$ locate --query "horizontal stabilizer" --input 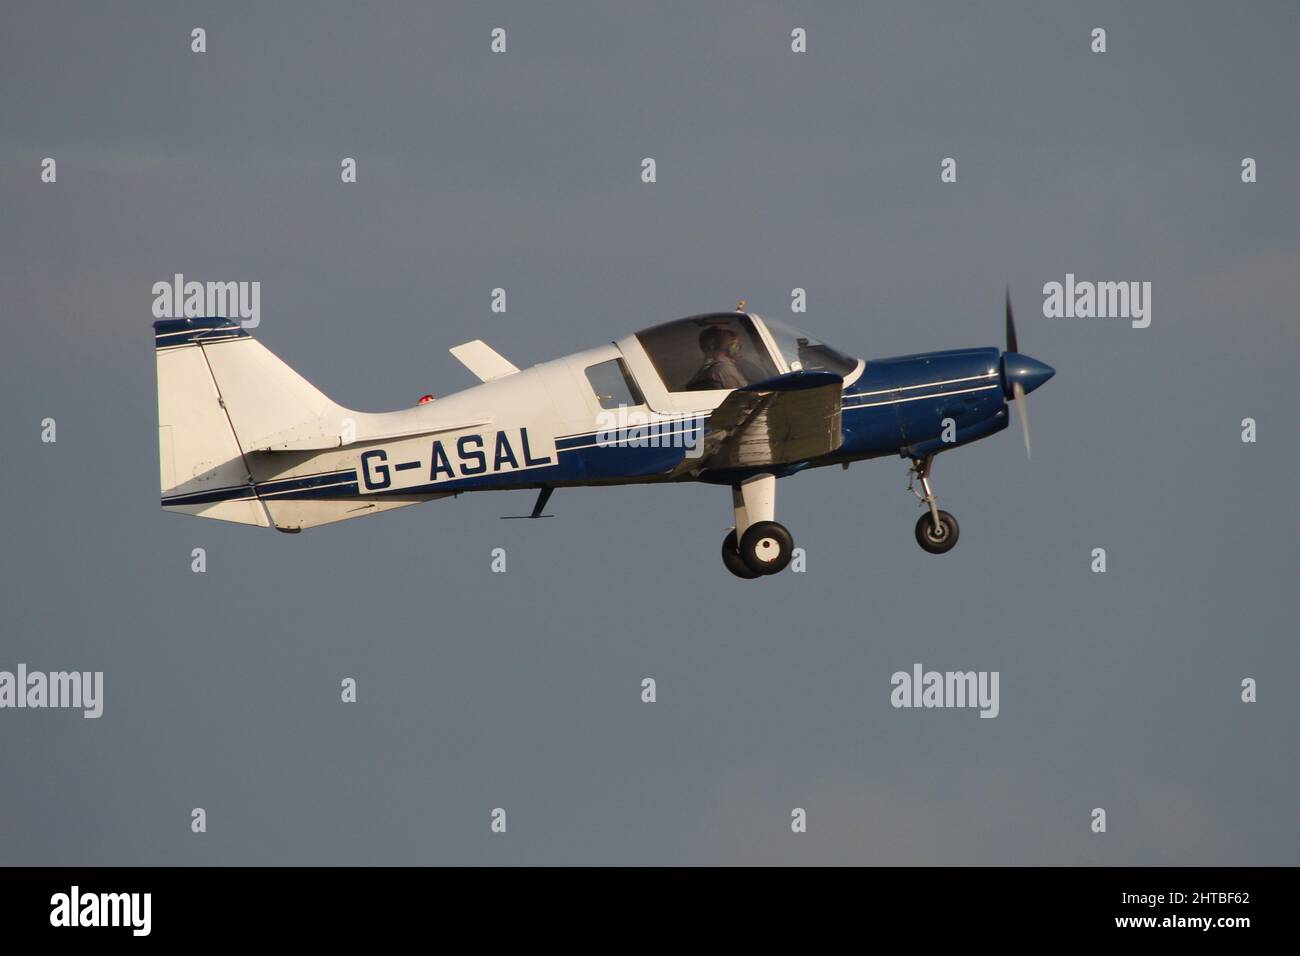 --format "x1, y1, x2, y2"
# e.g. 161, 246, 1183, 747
250, 416, 494, 452
450, 340, 519, 382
